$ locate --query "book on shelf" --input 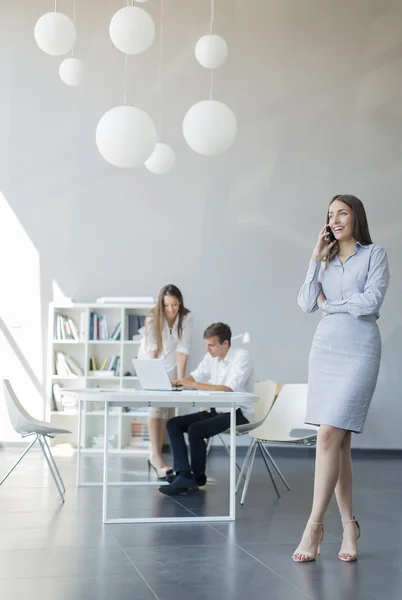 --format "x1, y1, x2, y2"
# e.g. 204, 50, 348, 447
127, 315, 145, 340
91, 434, 118, 450
52, 383, 63, 410
54, 351, 84, 376
53, 313, 80, 341
52, 383, 77, 411
89, 312, 113, 341
110, 322, 121, 341
90, 355, 120, 375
